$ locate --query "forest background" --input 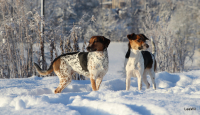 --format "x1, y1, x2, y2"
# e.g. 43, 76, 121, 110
0, 0, 199, 79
